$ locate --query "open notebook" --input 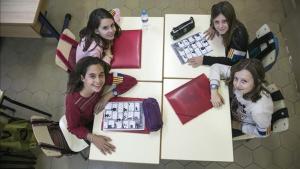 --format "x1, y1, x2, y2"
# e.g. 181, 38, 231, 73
111, 30, 142, 68
165, 74, 213, 124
